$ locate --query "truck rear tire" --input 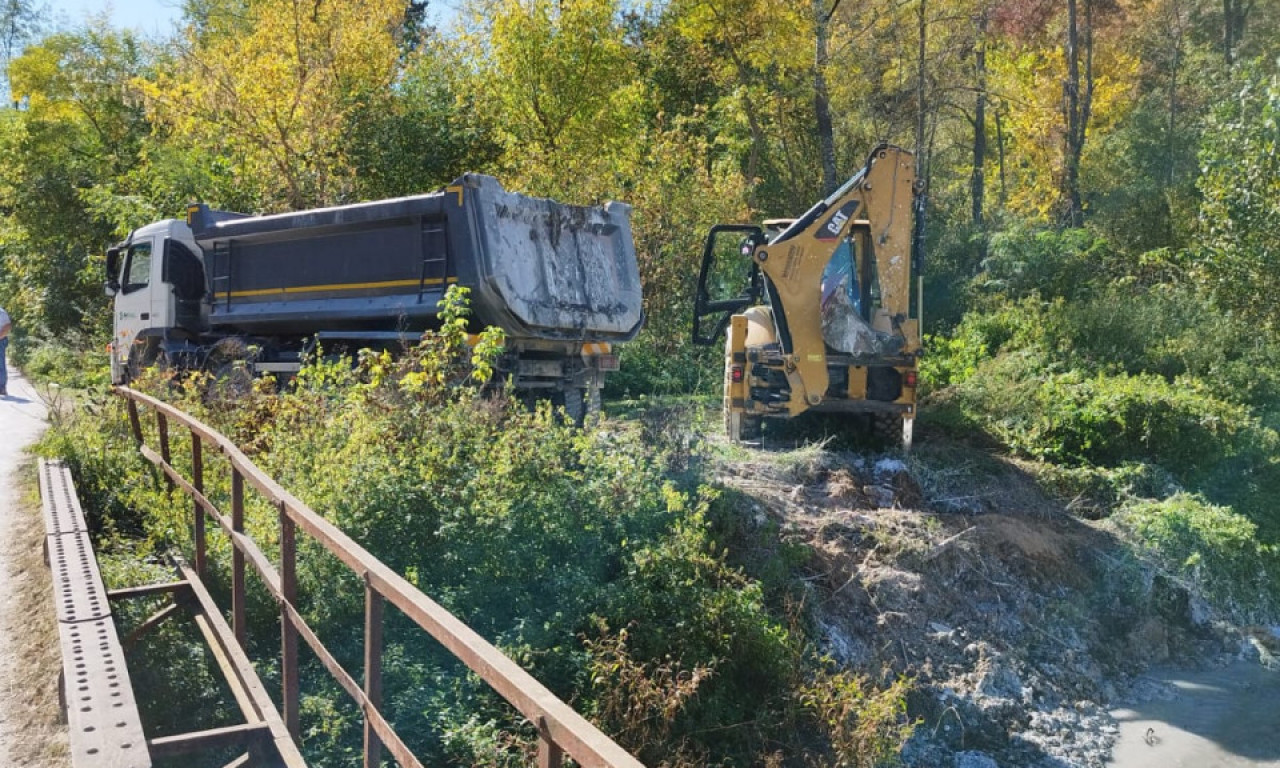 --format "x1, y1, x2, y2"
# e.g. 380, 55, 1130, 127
561, 387, 587, 427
